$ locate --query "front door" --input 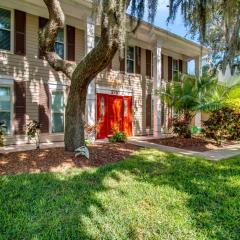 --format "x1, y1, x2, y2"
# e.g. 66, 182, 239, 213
108, 95, 124, 134
97, 94, 132, 139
